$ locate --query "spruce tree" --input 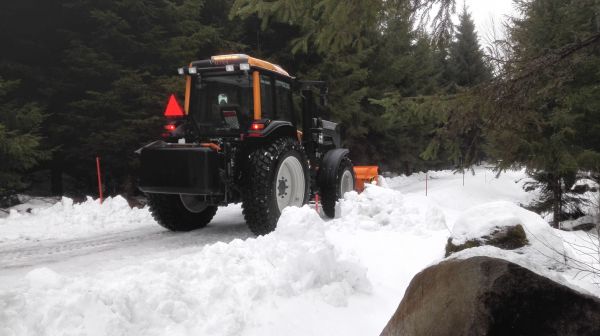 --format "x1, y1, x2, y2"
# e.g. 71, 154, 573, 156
448, 6, 490, 87
0, 78, 47, 199
487, 0, 600, 227
231, 0, 457, 53
418, 7, 492, 170
42, 0, 240, 196
367, 5, 446, 172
